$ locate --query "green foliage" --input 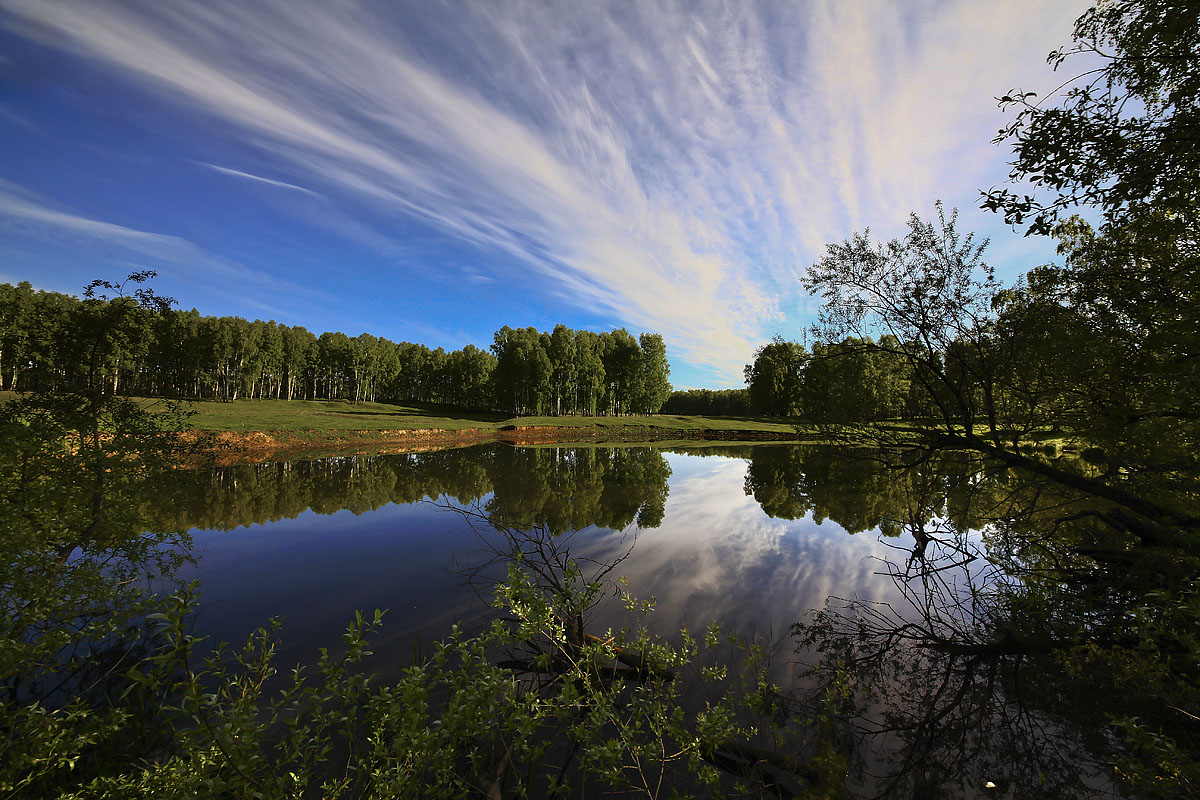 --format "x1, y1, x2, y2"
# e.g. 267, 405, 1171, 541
5, 533, 827, 798
0, 274, 203, 798
1080, 583, 1200, 797
739, 333, 915, 425
1, 283, 673, 417
793, 2, 1200, 791
661, 388, 750, 416
744, 337, 806, 418
803, 204, 997, 430
983, 0, 1200, 238
487, 325, 673, 417
636, 333, 672, 415
492, 326, 554, 415
599, 328, 641, 416
799, 338, 910, 424
802, 200, 1198, 544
